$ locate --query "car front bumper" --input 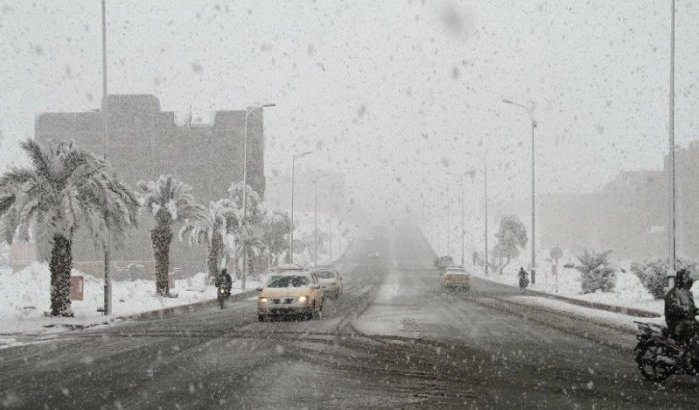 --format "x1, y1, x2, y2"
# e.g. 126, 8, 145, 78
258, 301, 313, 316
